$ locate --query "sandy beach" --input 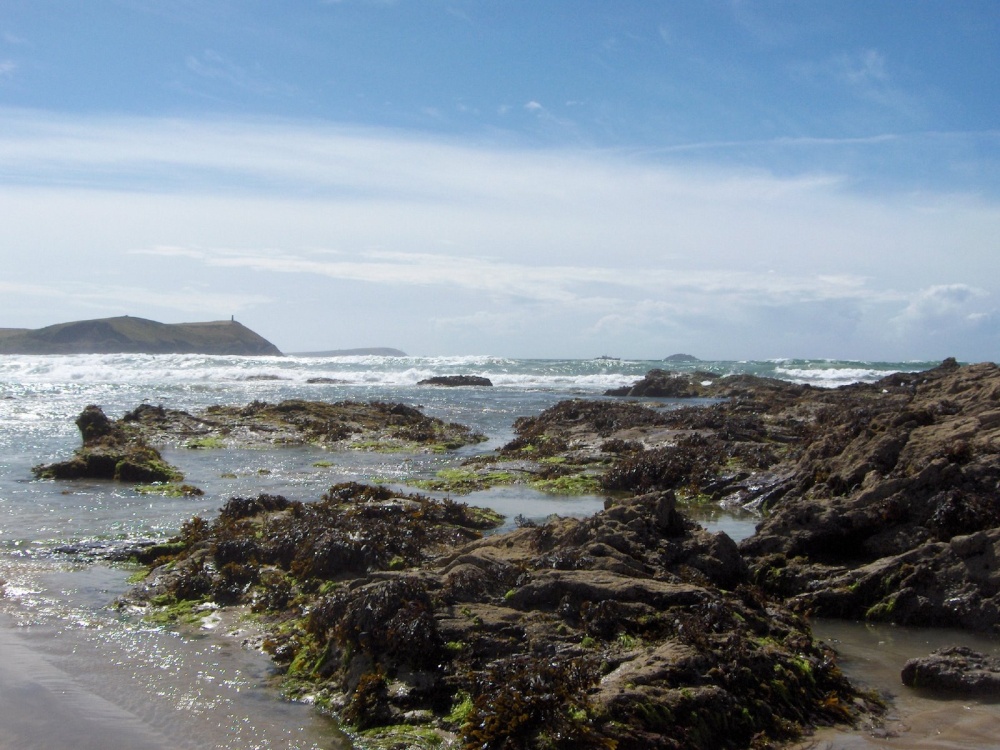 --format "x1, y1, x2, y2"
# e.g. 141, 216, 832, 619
0, 614, 175, 750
